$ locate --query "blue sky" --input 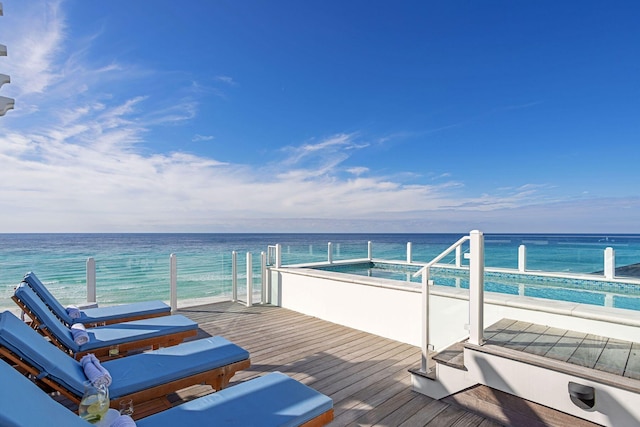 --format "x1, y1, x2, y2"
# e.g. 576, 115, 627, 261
0, 0, 639, 233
